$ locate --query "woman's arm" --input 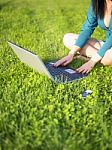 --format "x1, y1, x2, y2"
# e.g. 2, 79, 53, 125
89, 34, 112, 63
53, 1, 98, 68
97, 34, 112, 57
74, 1, 98, 48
